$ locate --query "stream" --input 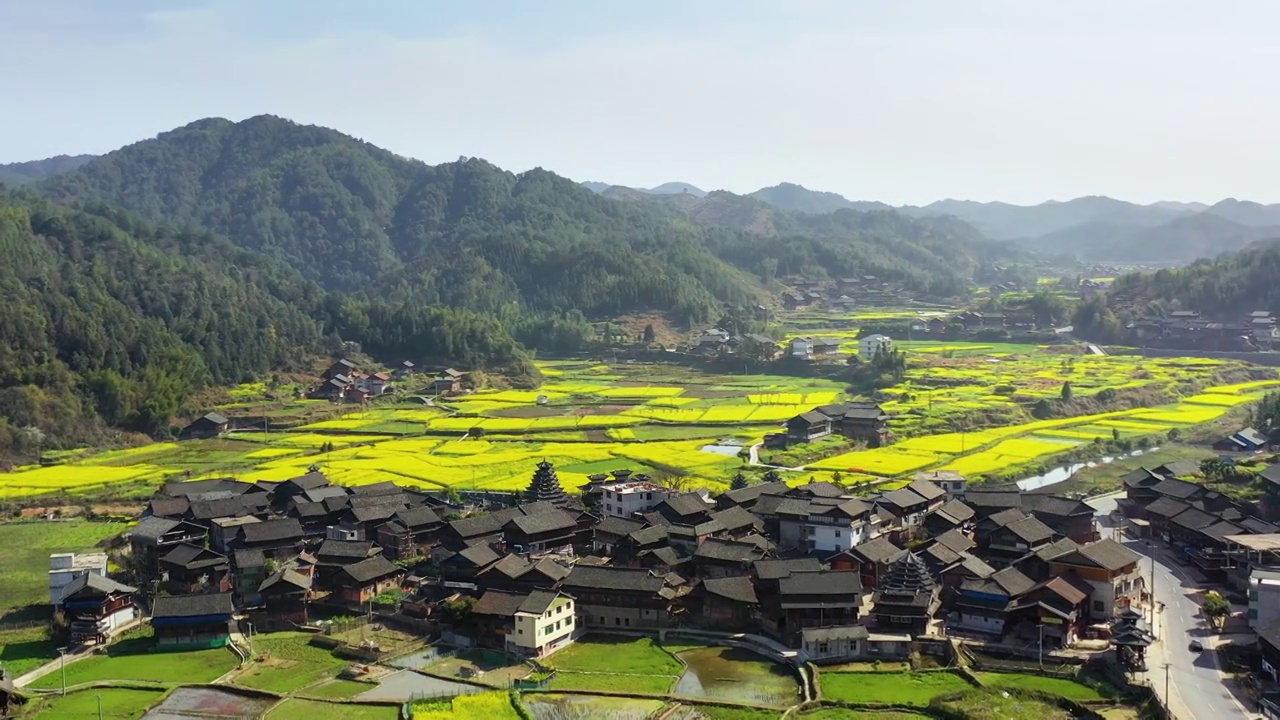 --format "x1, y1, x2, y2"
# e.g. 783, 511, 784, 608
1014, 447, 1159, 492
